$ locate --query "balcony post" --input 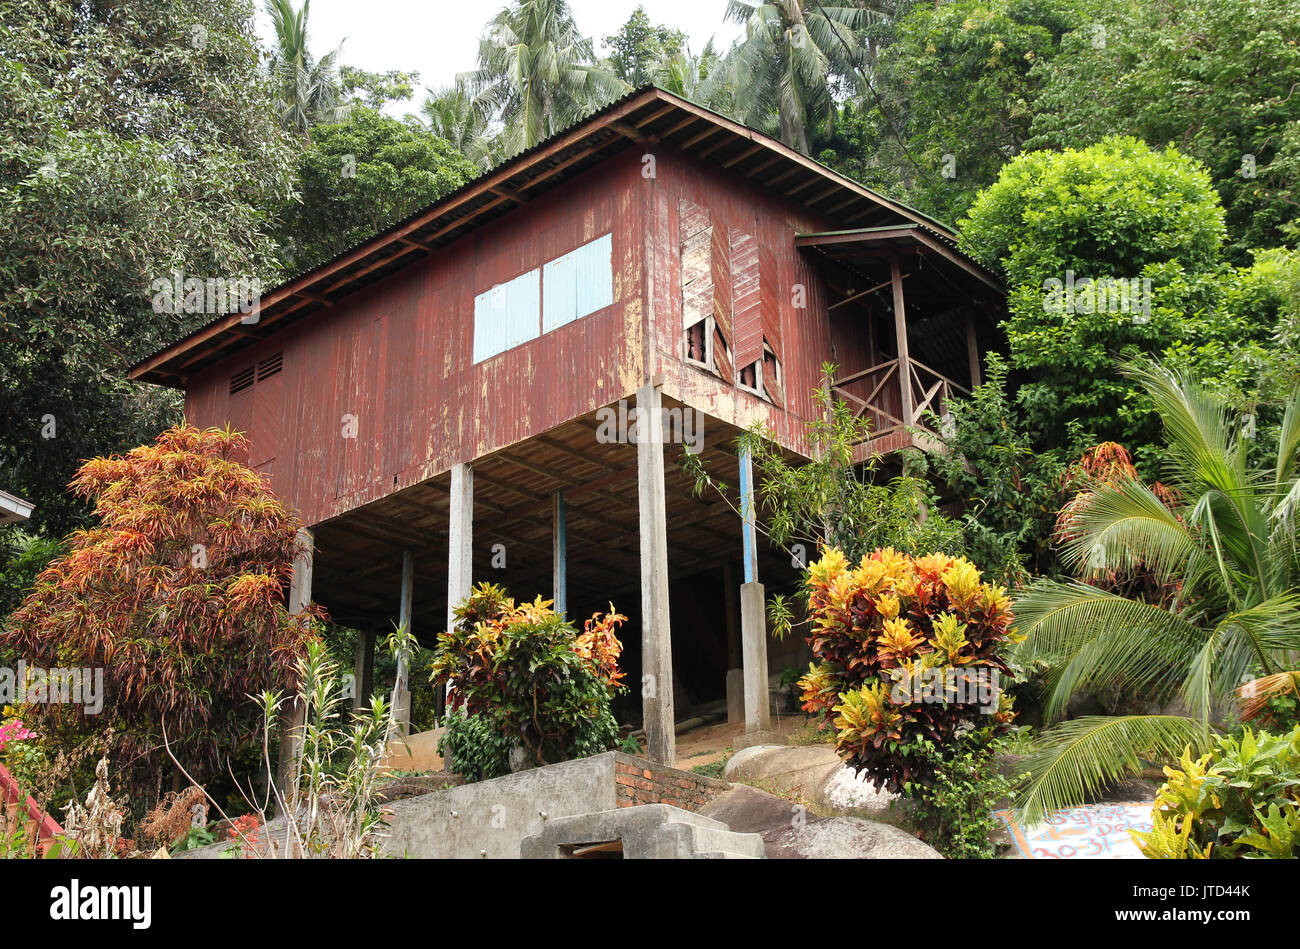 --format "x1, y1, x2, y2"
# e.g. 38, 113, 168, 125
890, 257, 914, 425
966, 313, 981, 389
